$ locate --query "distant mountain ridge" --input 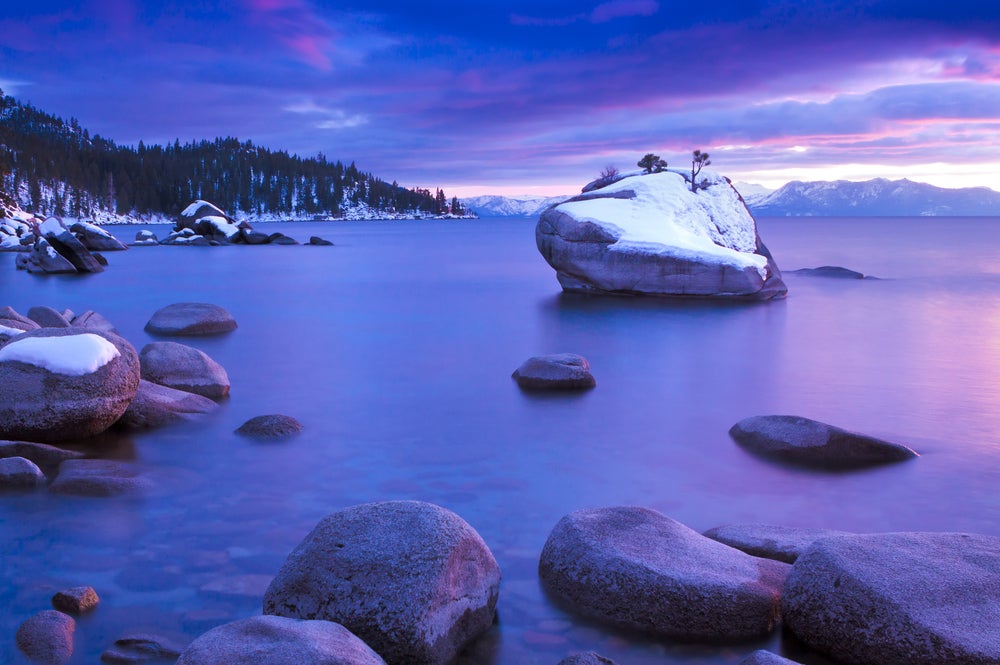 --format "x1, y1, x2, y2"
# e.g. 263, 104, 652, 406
744, 178, 1000, 216
465, 178, 1000, 218
461, 194, 569, 218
